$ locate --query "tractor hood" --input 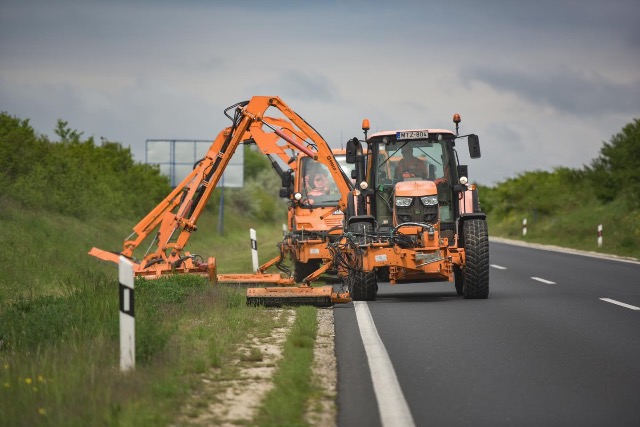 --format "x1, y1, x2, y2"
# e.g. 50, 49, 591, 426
395, 180, 437, 197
